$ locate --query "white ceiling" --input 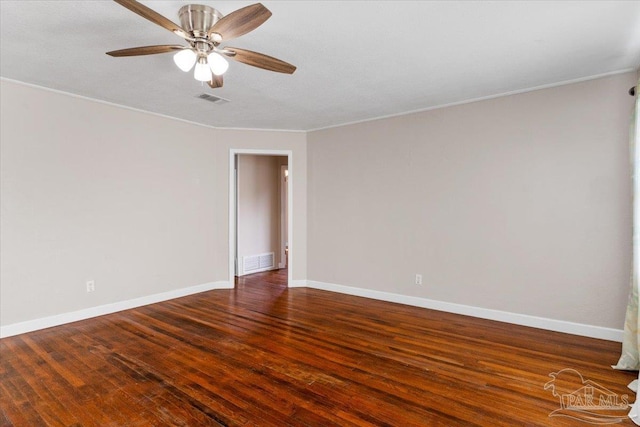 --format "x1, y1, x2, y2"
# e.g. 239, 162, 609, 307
1, 1, 639, 131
